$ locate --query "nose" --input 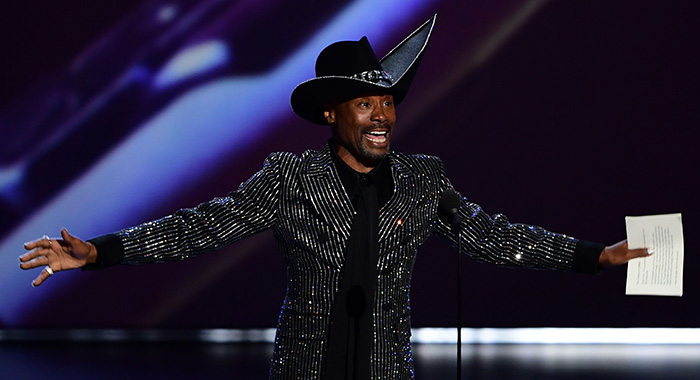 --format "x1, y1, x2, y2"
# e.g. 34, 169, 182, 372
370, 105, 388, 123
